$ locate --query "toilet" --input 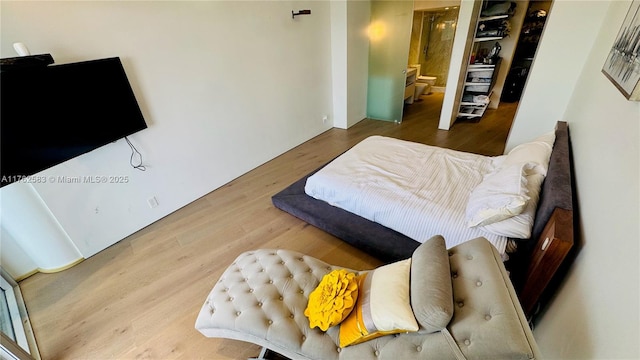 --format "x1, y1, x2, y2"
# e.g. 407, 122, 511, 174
416, 75, 437, 96
409, 64, 437, 99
